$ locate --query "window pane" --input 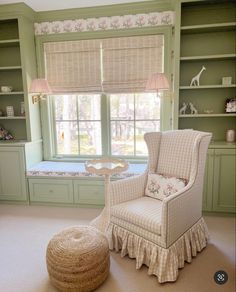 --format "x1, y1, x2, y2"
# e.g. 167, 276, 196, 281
80, 122, 102, 155
78, 95, 101, 120
135, 121, 160, 156
110, 94, 134, 120
56, 122, 78, 155
135, 93, 160, 120
111, 121, 134, 155
54, 95, 77, 120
